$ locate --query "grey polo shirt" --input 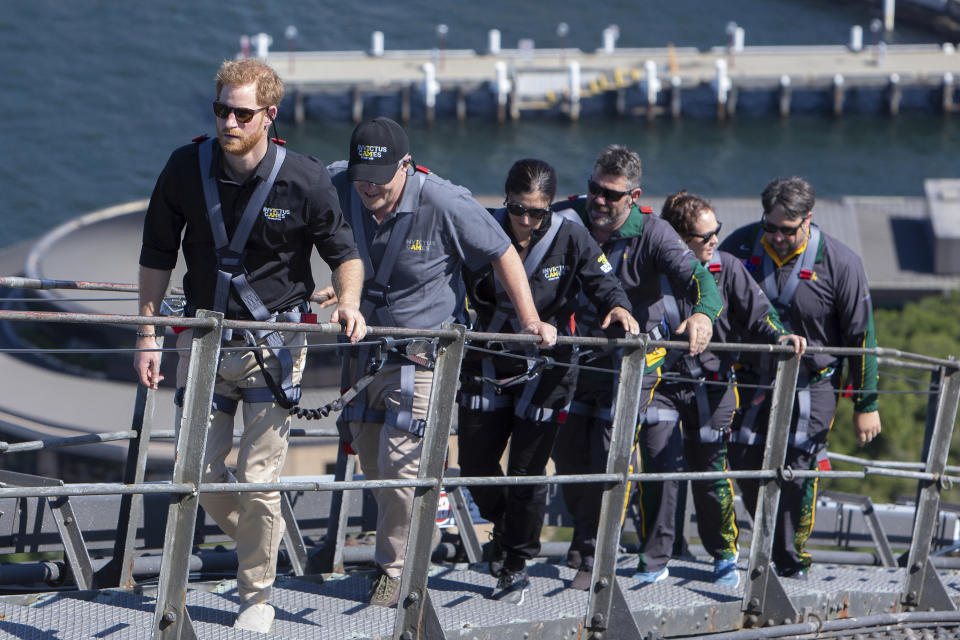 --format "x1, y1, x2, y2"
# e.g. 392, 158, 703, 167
329, 163, 510, 329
